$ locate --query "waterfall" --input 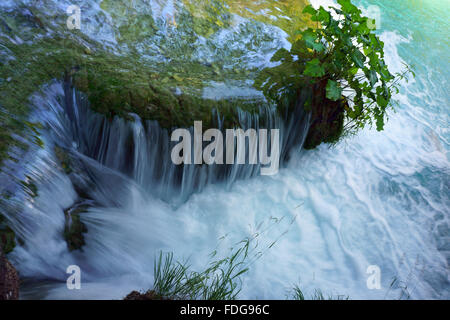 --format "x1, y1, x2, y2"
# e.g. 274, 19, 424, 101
37, 81, 311, 203
1, 0, 448, 301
